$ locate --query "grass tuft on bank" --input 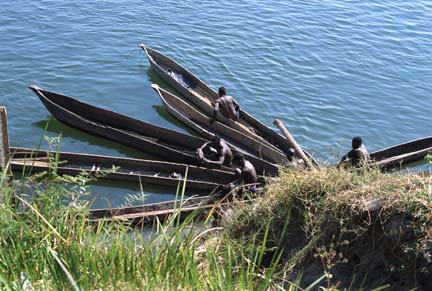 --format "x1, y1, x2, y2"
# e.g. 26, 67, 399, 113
223, 165, 432, 290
